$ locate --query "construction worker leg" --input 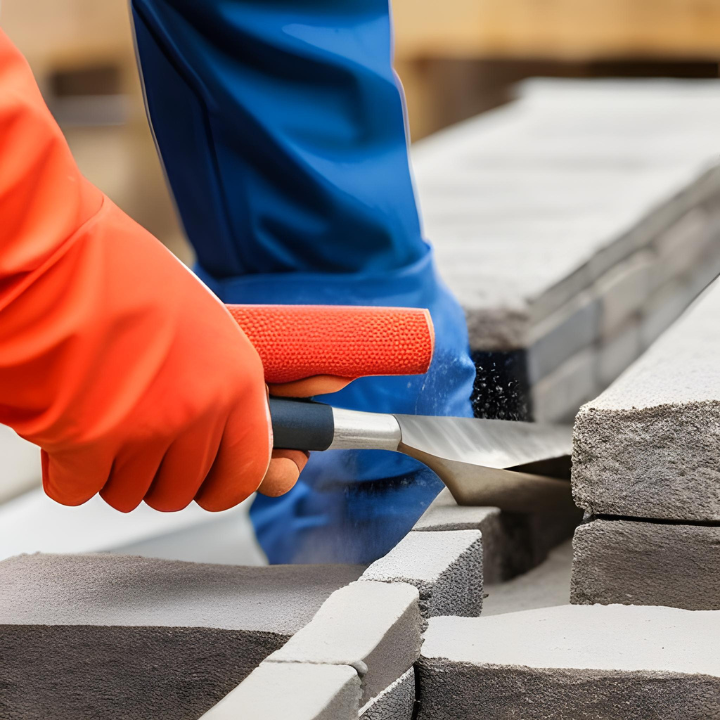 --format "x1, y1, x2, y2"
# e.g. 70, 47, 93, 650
131, 0, 475, 563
